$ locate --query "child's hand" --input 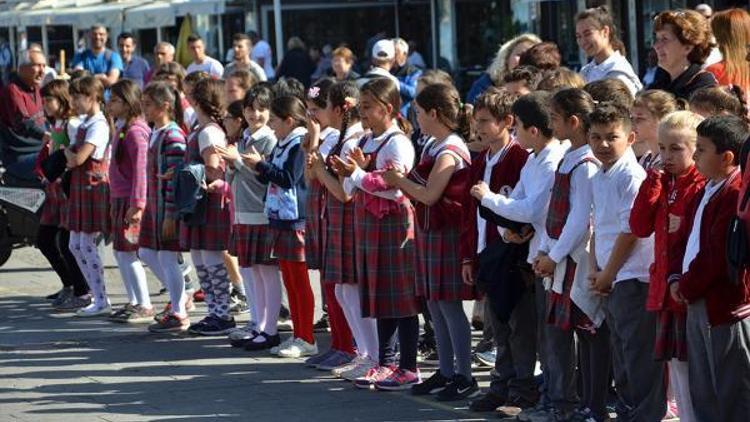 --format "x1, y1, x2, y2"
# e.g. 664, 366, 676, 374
331, 155, 358, 177
534, 255, 556, 277
214, 144, 240, 163
470, 181, 489, 200
240, 145, 262, 168
206, 179, 224, 193
668, 213, 681, 234
382, 168, 404, 187
303, 118, 321, 152
348, 147, 371, 169
308, 151, 324, 171
670, 282, 686, 305
589, 269, 614, 296
158, 168, 174, 181
162, 217, 176, 241
461, 263, 475, 285
125, 207, 143, 225
42, 132, 53, 146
